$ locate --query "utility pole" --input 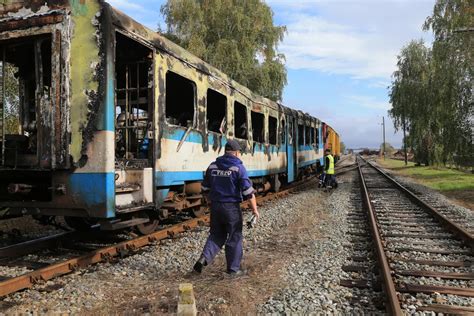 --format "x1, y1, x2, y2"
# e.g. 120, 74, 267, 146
382, 116, 386, 160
